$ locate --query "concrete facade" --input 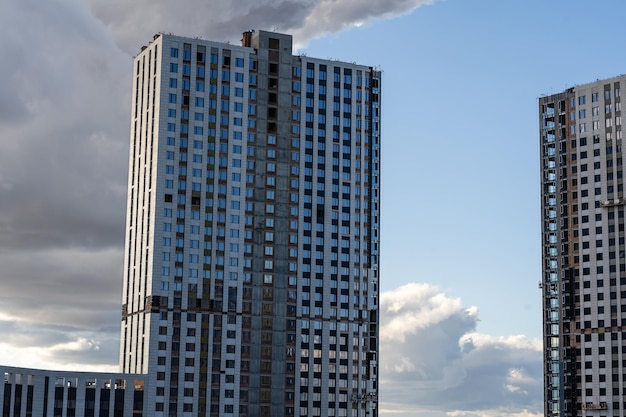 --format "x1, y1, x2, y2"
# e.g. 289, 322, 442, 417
121, 30, 381, 417
540, 75, 626, 416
